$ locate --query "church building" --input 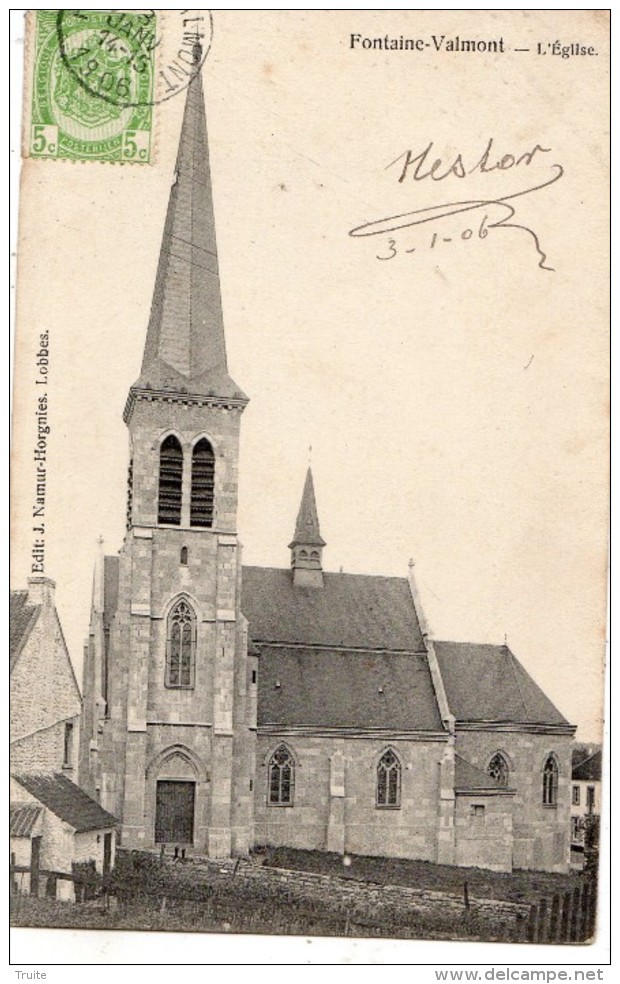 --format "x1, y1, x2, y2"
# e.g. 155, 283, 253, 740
79, 63, 576, 873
